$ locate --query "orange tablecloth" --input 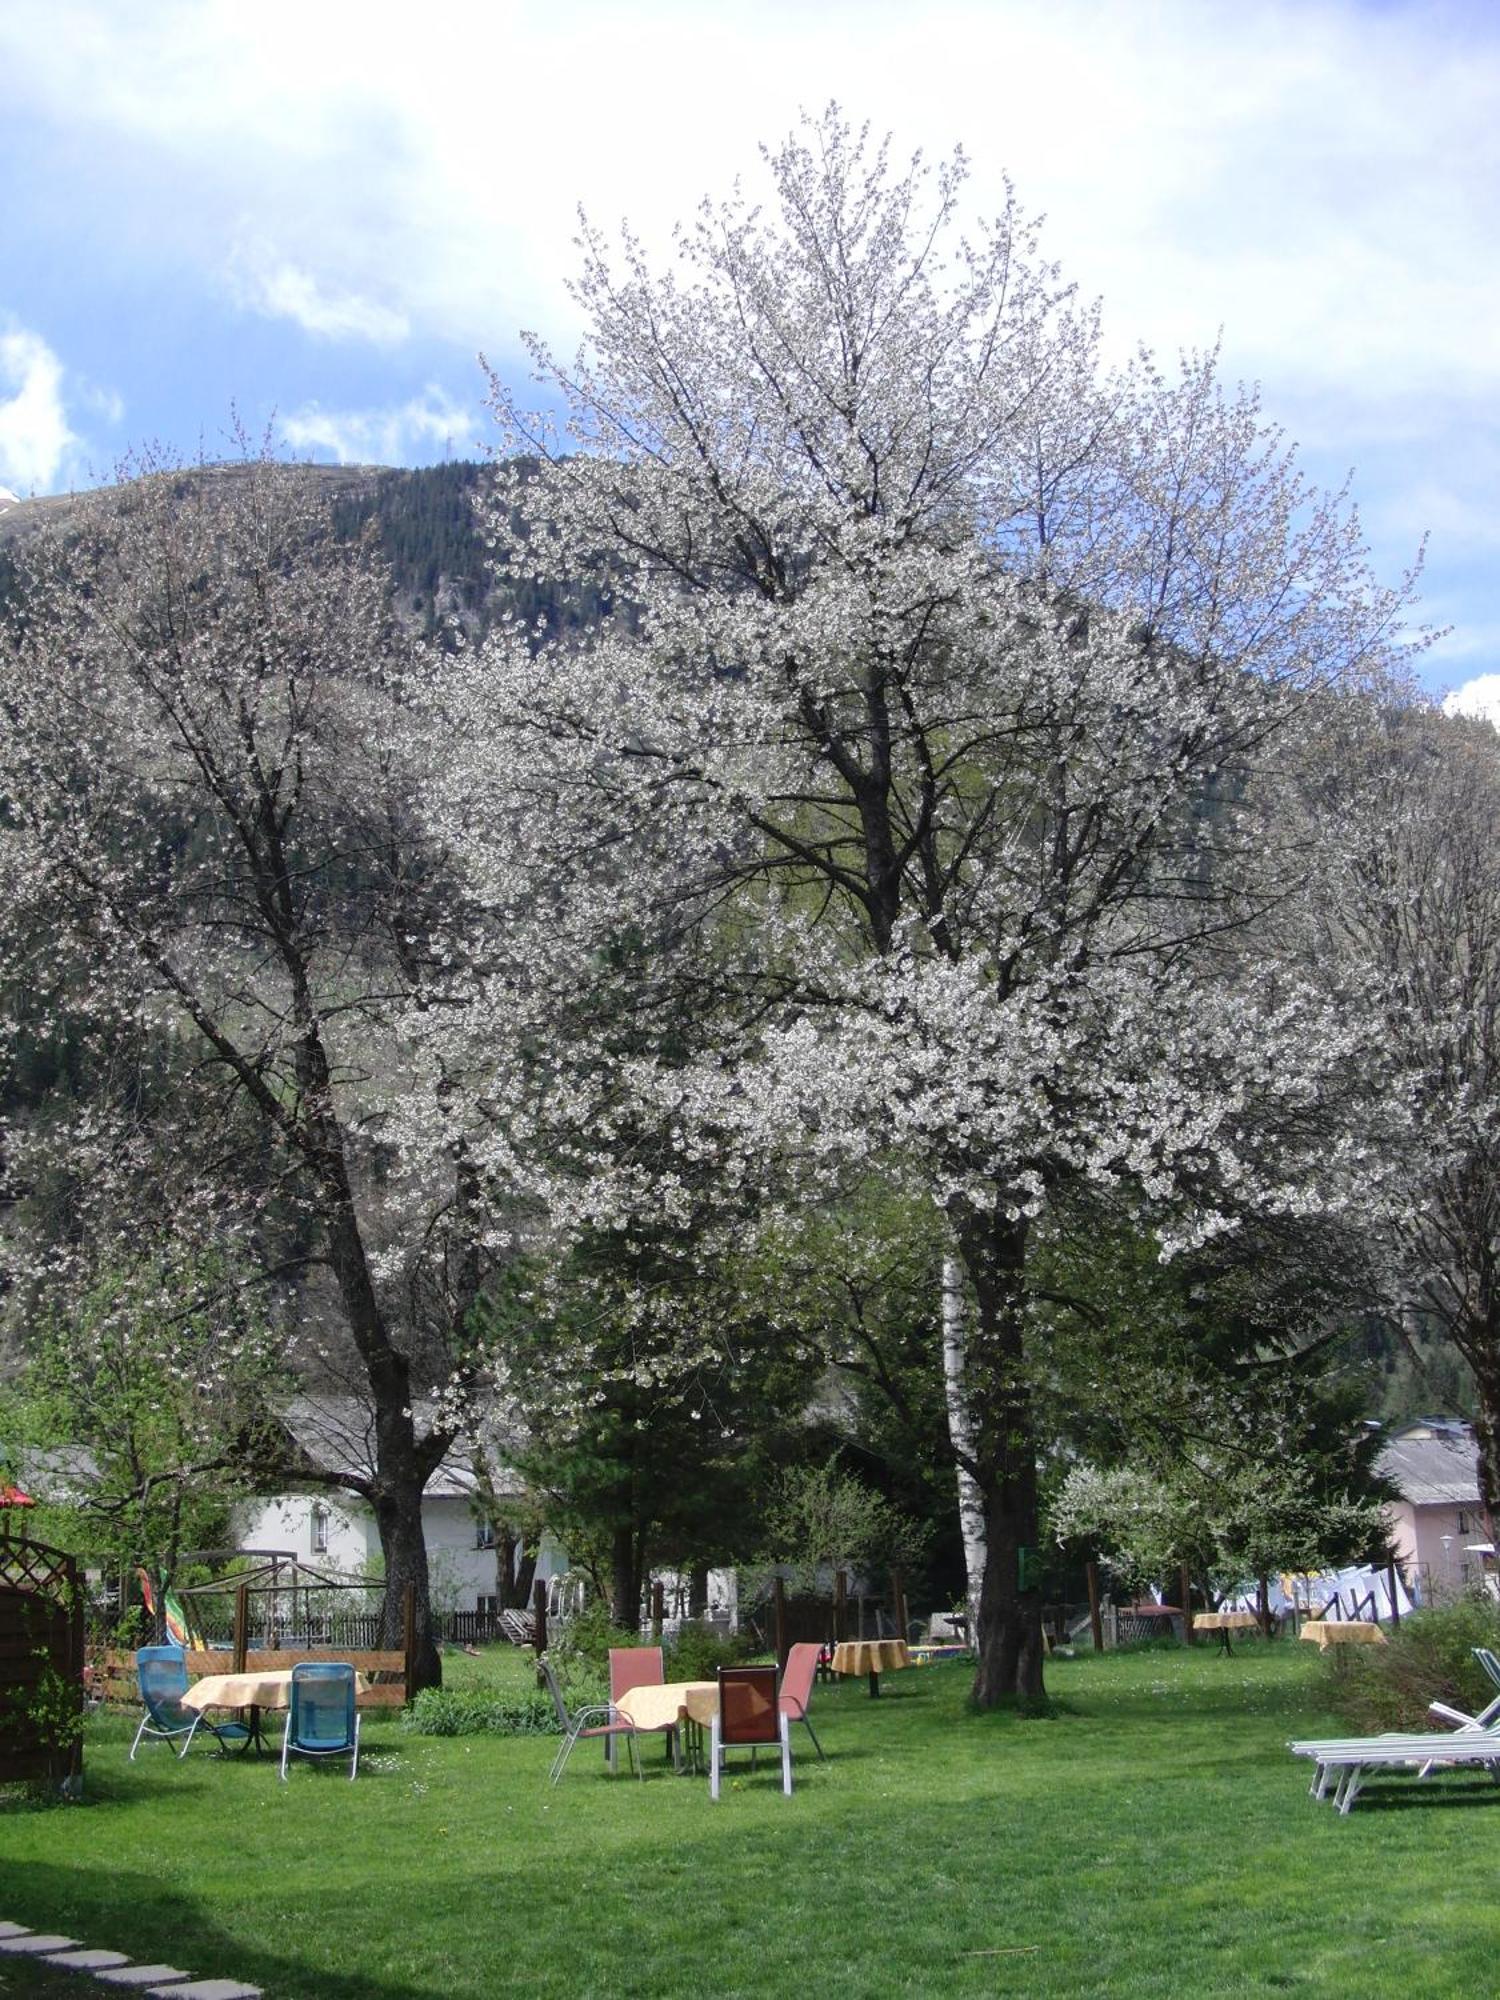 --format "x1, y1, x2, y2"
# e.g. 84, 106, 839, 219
1193, 1612, 1262, 1633
614, 1680, 718, 1732
831, 1640, 910, 1677
1298, 1620, 1387, 1650
184, 1667, 370, 1712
